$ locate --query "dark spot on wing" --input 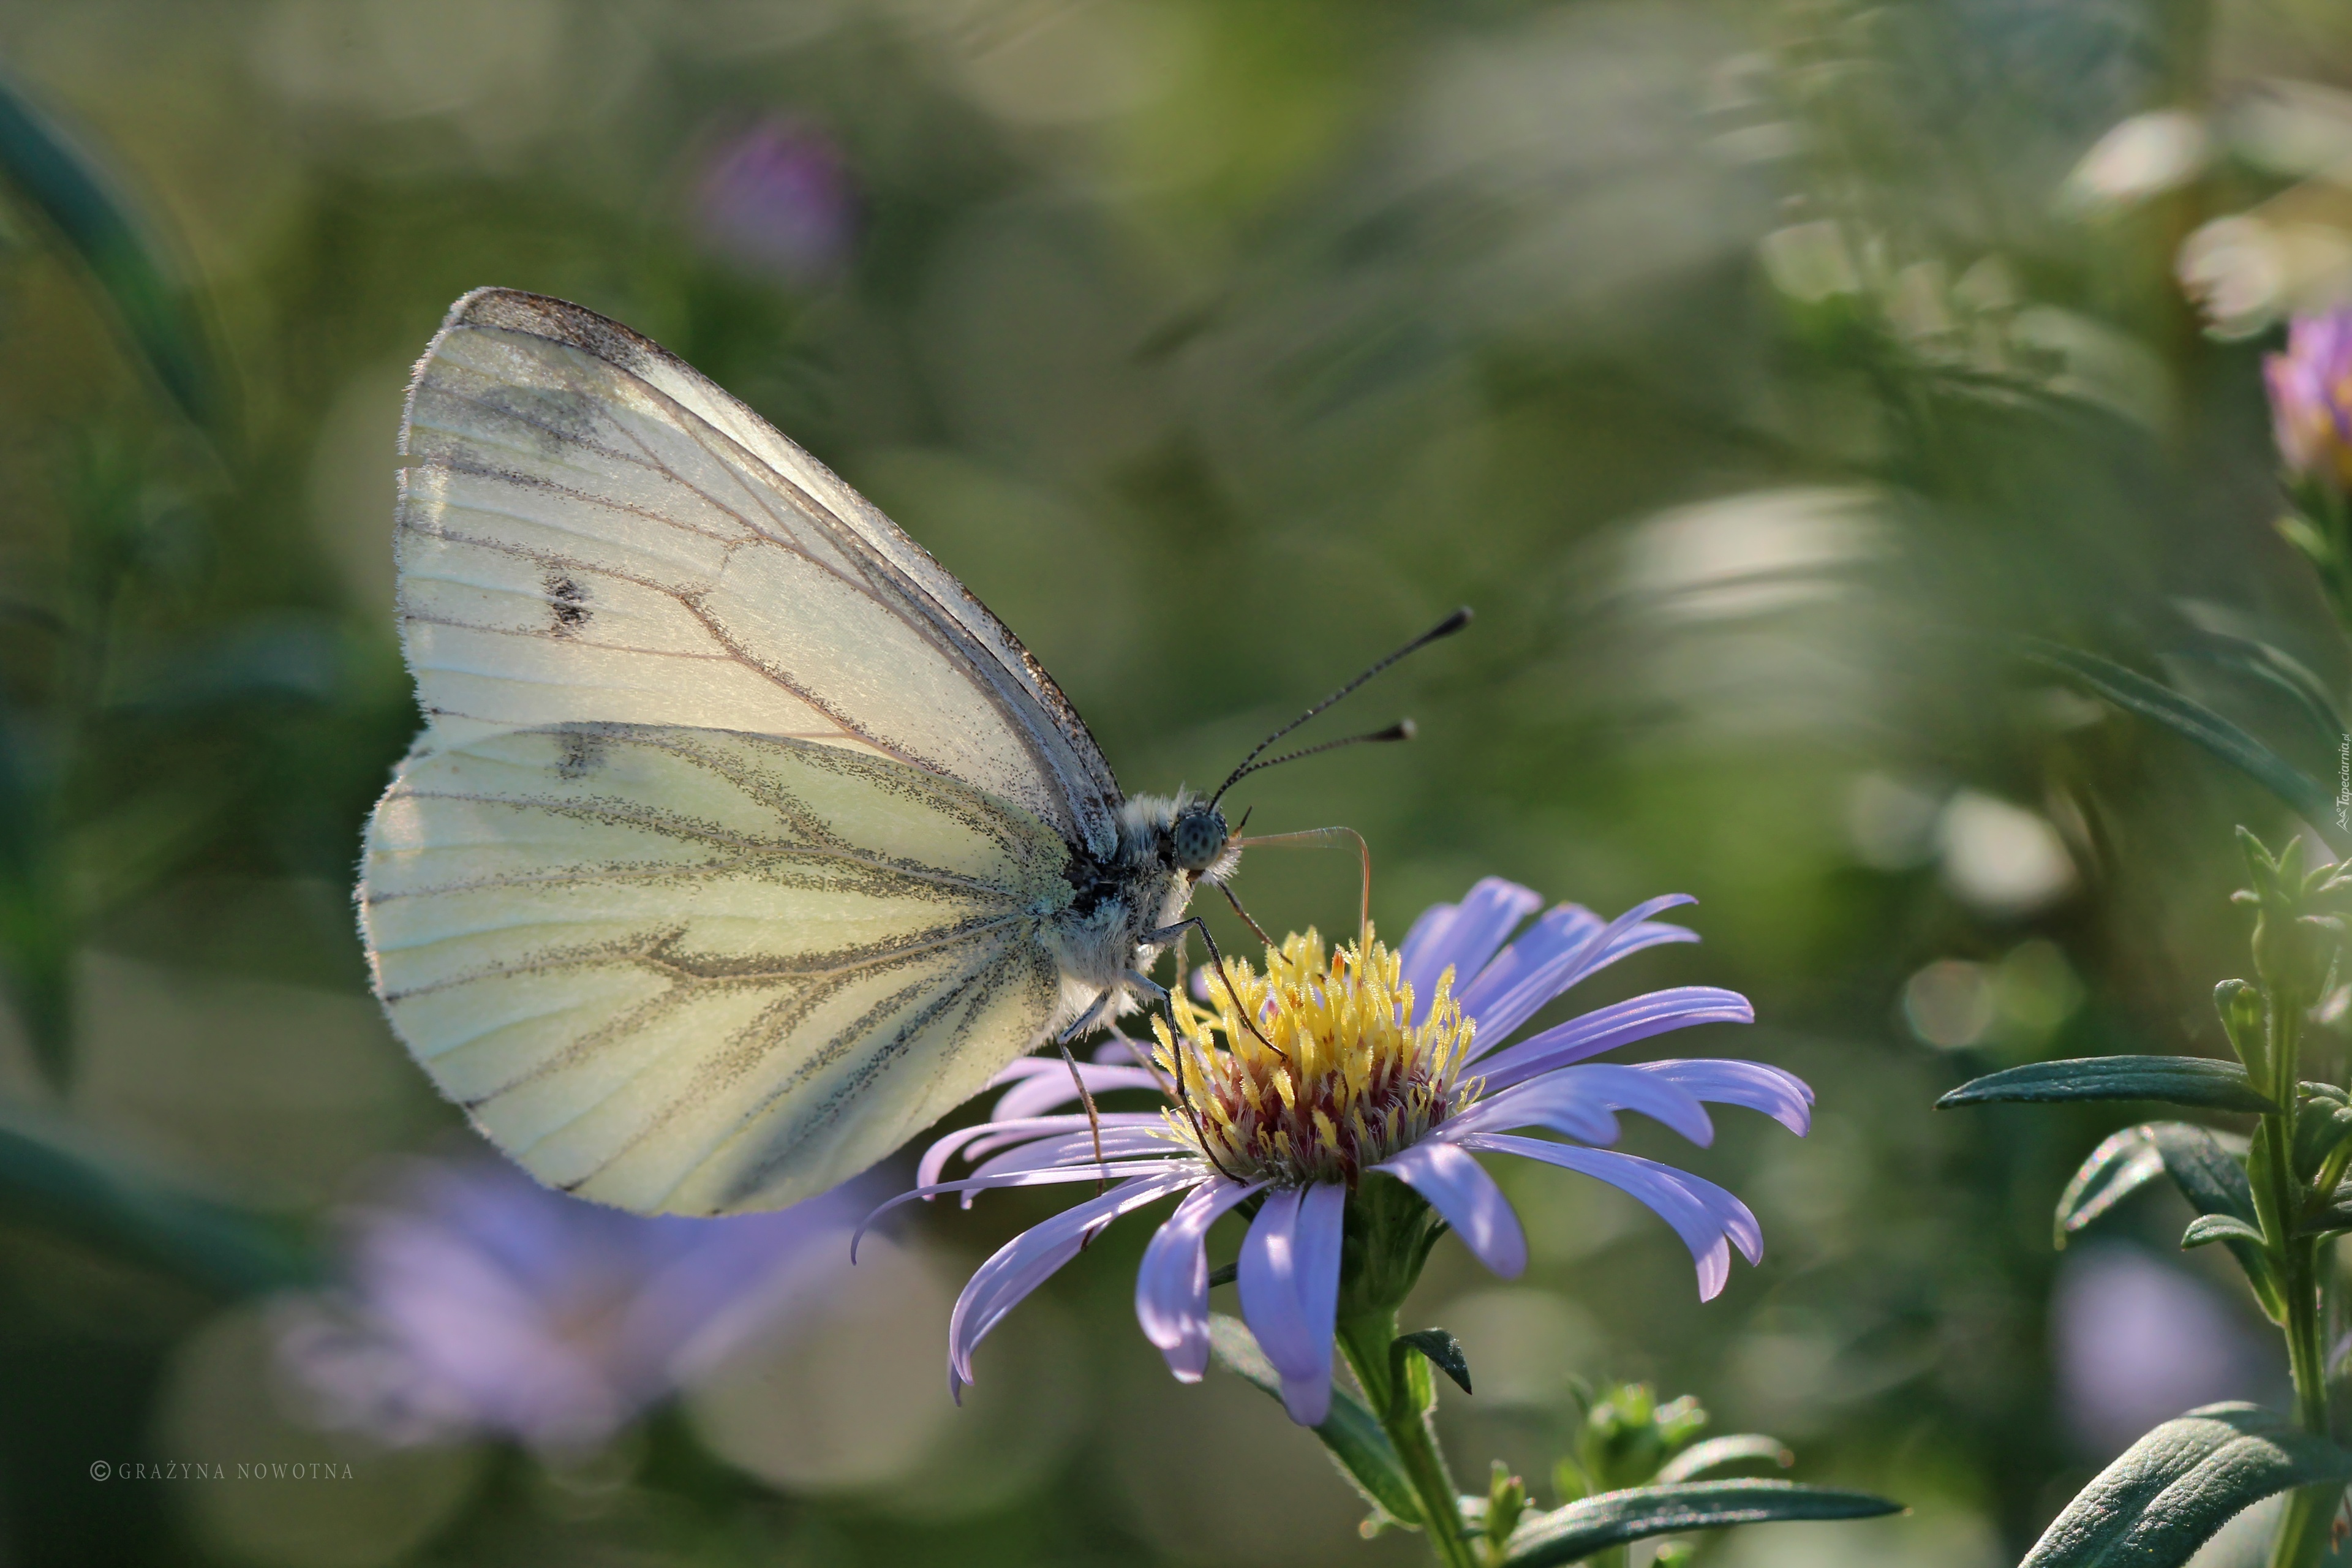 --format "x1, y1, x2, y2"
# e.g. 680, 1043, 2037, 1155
546, 572, 591, 636
477, 385, 598, 452
556, 729, 605, 780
